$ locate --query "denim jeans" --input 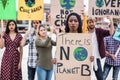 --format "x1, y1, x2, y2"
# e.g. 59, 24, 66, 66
36, 66, 53, 80
93, 59, 103, 80
28, 66, 36, 80
103, 63, 120, 80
